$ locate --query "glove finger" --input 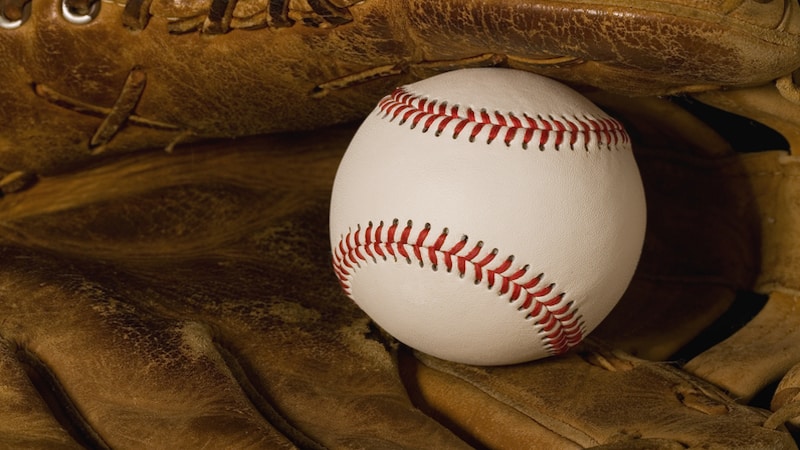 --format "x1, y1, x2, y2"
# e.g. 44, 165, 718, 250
407, 341, 795, 449
772, 362, 800, 429
685, 291, 800, 404
0, 248, 298, 448
0, 336, 82, 448
665, 84, 800, 419
0, 127, 471, 448
569, 94, 759, 360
